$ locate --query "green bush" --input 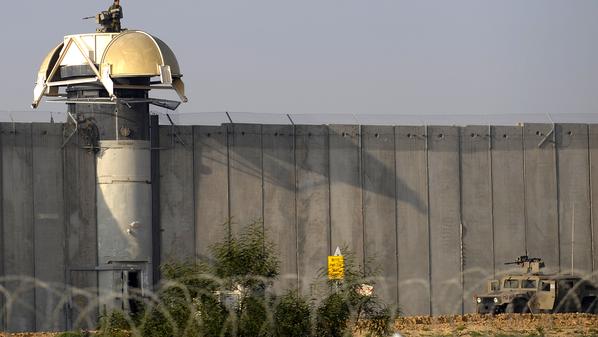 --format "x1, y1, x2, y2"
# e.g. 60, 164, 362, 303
94, 223, 391, 337
97, 310, 133, 337
140, 220, 280, 337
315, 293, 351, 337
314, 247, 392, 337
273, 290, 312, 337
